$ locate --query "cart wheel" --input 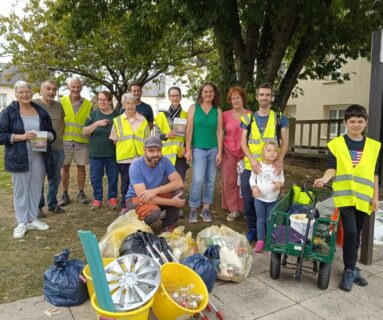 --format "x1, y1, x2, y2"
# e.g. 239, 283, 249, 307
318, 262, 331, 290
270, 252, 281, 279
